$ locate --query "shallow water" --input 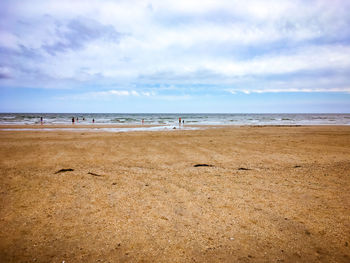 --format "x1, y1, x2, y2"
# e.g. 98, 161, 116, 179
0, 126, 200, 132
